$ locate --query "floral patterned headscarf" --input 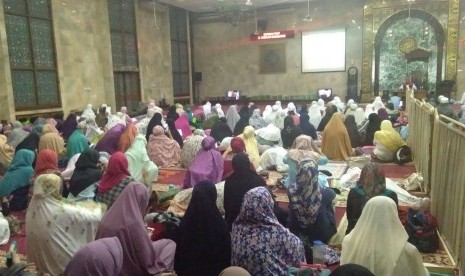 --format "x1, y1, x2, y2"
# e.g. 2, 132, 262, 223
356, 162, 386, 199
287, 160, 322, 227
